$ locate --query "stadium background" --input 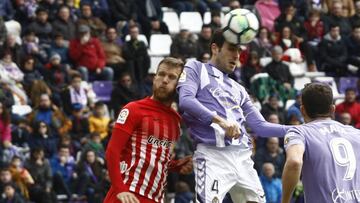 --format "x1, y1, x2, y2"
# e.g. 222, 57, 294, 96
0, 0, 359, 202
